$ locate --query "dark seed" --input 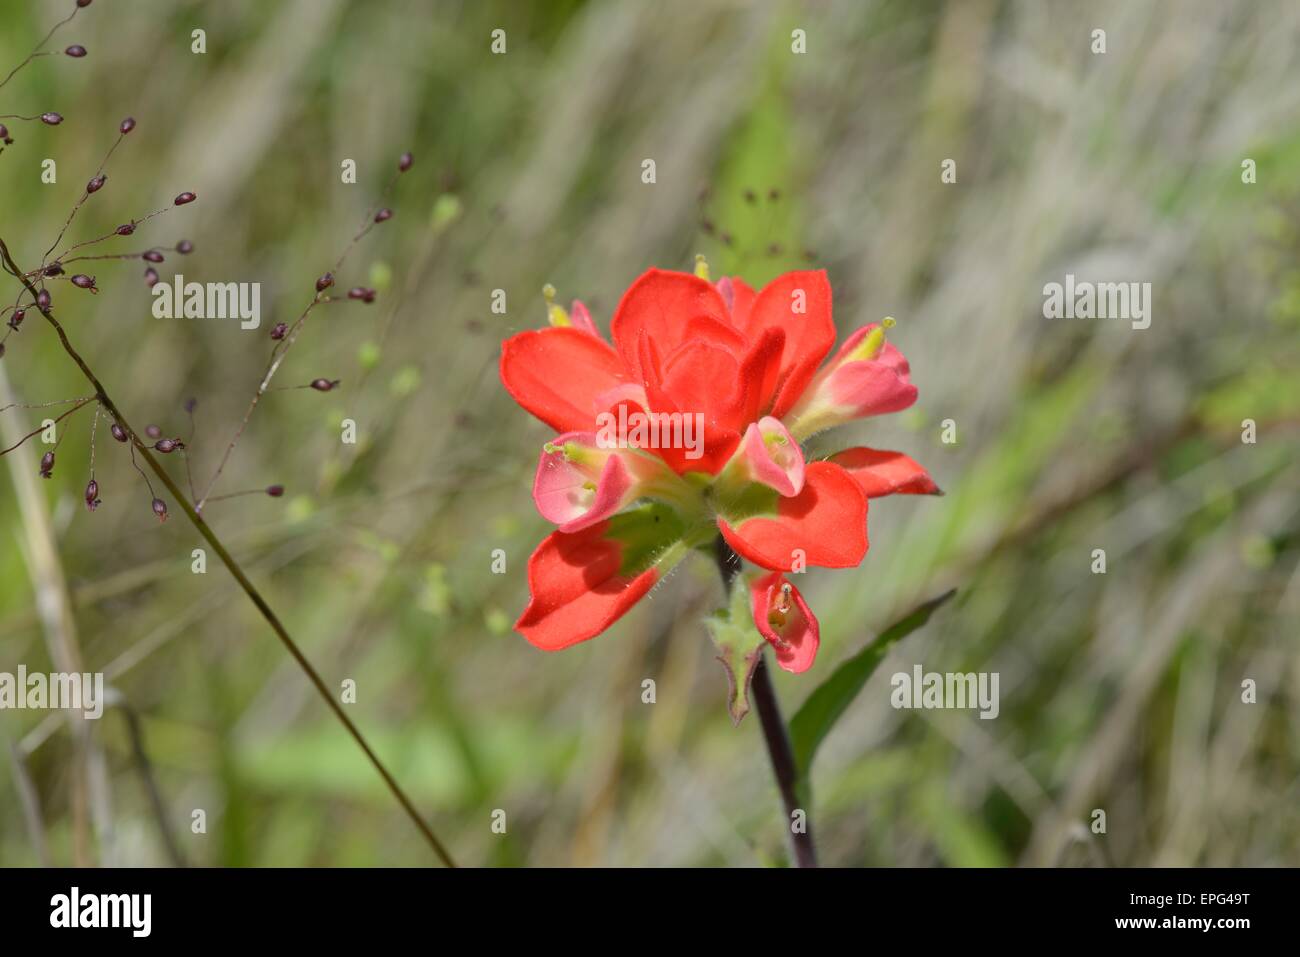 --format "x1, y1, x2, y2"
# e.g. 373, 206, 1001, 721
36, 289, 51, 309
142, 249, 164, 263
110, 423, 128, 442
0, 124, 8, 139
86, 174, 105, 193
77, 0, 93, 7
154, 438, 179, 453
43, 264, 64, 276
266, 484, 285, 497
8, 308, 24, 329
398, 151, 413, 172
374, 208, 392, 223
71, 274, 96, 290
115, 223, 135, 235
151, 498, 168, 522
315, 272, 334, 293
174, 191, 196, 205
119, 116, 135, 134
40, 112, 63, 126
310, 378, 339, 392
143, 267, 159, 287
176, 239, 193, 254
85, 479, 100, 511
347, 287, 375, 302
39, 451, 55, 478
144, 424, 162, 439
65, 45, 87, 57
270, 322, 287, 340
